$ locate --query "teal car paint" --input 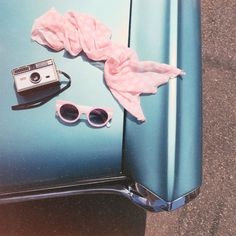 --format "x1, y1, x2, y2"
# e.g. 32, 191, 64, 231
124, 0, 202, 202
0, 0, 201, 211
0, 0, 129, 188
